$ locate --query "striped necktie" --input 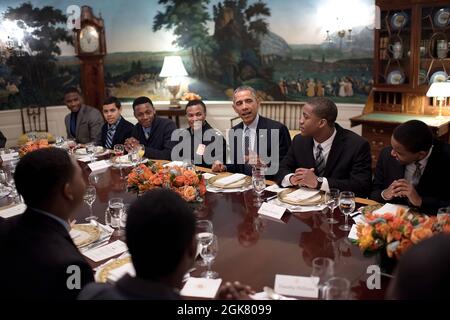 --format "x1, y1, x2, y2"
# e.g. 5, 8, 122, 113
244, 127, 251, 156
105, 124, 116, 149
411, 161, 422, 187
315, 144, 325, 177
